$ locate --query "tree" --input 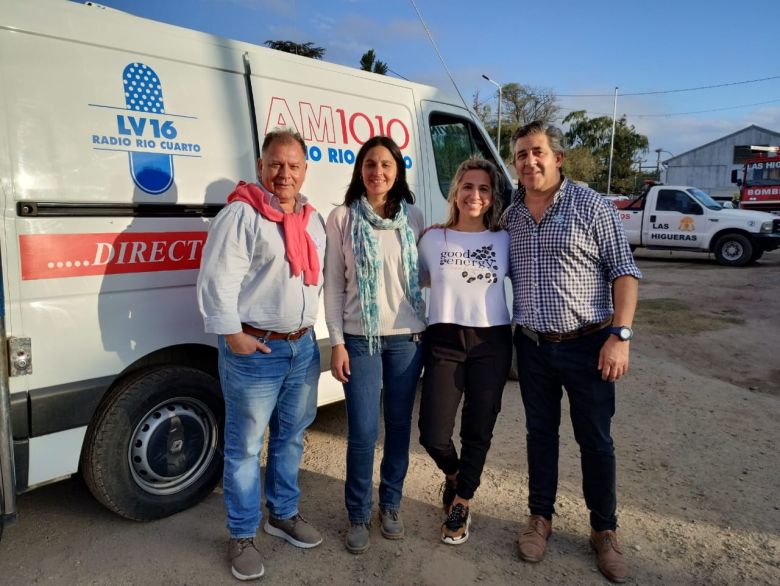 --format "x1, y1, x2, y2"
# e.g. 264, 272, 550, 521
501, 83, 559, 128
359, 49, 388, 75
264, 40, 325, 59
473, 84, 560, 163
471, 90, 491, 127
563, 110, 649, 193
562, 147, 599, 184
